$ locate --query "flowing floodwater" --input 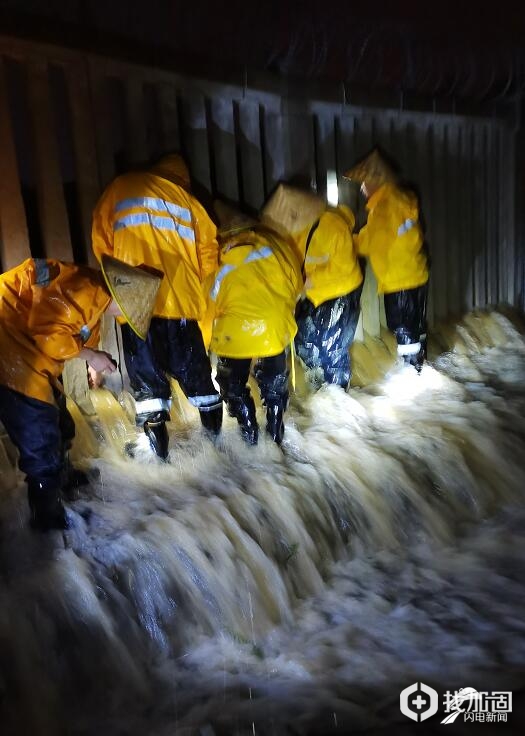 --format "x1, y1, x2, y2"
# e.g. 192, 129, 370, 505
1, 310, 525, 735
